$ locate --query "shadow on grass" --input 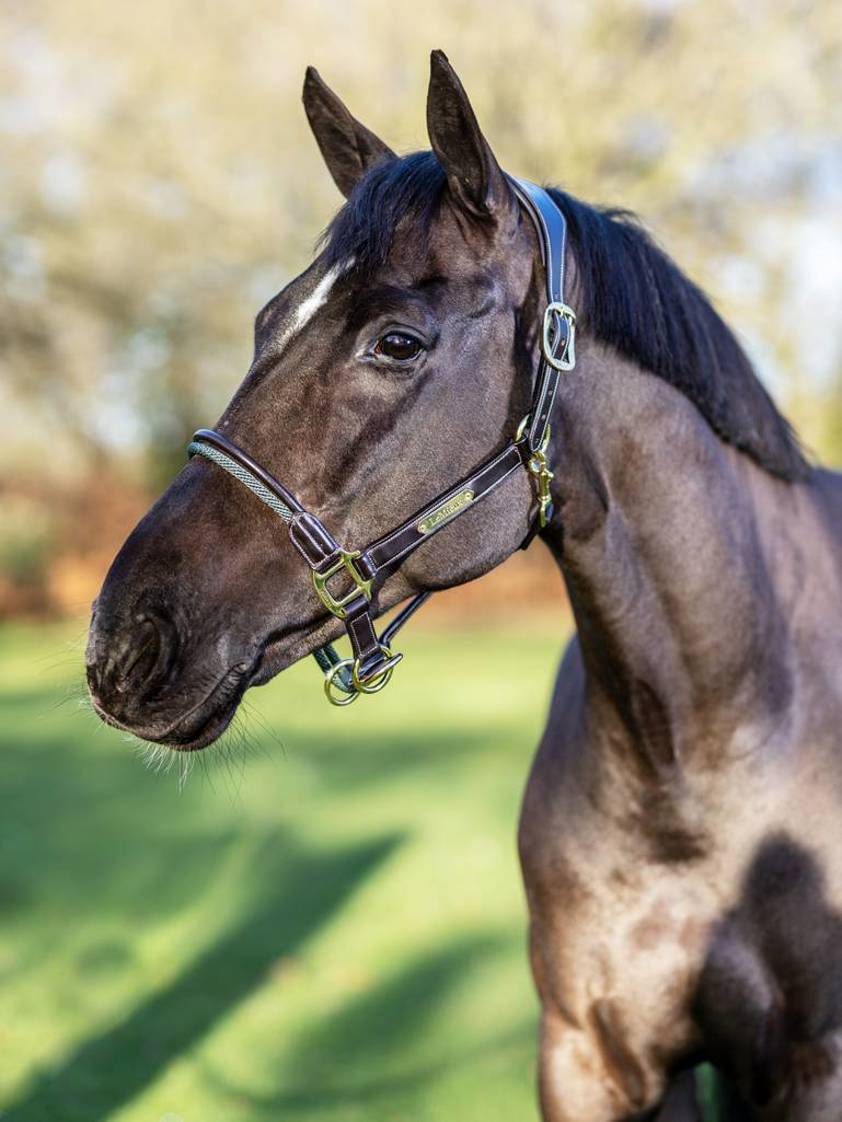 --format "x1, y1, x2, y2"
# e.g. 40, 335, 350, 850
0, 698, 291, 975
284, 726, 510, 791
0, 690, 506, 943
203, 932, 535, 1116
0, 672, 531, 1120
3, 830, 401, 1122
2, 683, 513, 798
